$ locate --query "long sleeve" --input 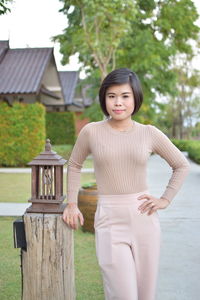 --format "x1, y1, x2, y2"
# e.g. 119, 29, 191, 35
66, 123, 91, 204
149, 125, 190, 202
